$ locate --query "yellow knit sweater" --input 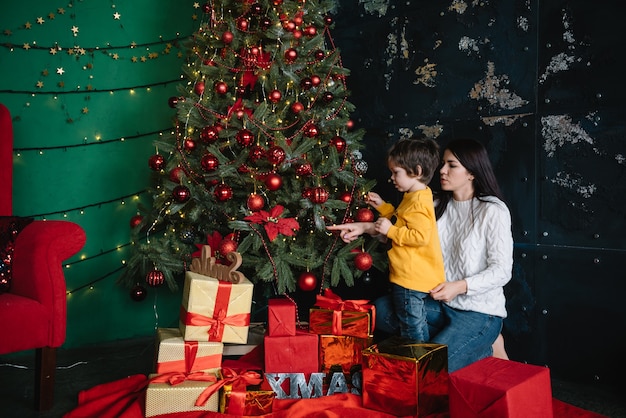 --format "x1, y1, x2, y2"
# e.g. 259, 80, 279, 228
376, 187, 445, 292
